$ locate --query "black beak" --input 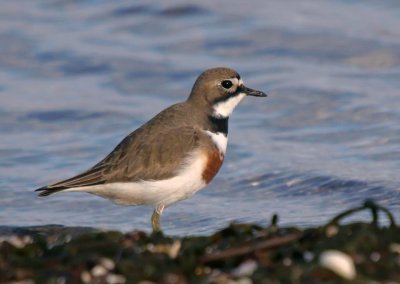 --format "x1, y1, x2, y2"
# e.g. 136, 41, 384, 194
240, 85, 267, 97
